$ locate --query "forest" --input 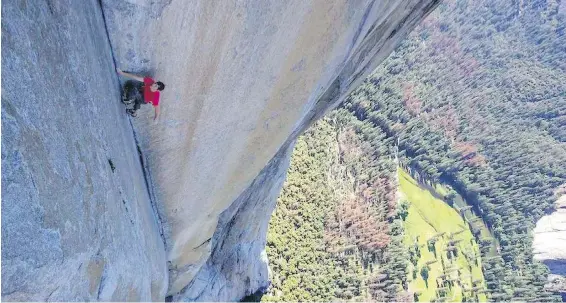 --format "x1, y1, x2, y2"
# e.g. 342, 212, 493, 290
263, 114, 408, 301
264, 0, 565, 301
